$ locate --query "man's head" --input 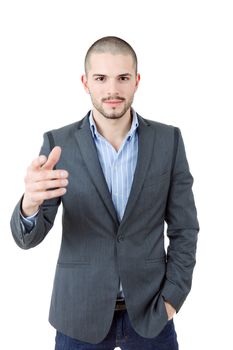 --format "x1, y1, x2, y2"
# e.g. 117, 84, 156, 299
81, 36, 140, 120
84, 36, 138, 77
